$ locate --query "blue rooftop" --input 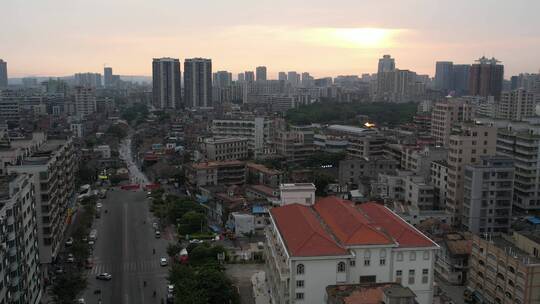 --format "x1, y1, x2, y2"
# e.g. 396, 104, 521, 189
526, 216, 540, 225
